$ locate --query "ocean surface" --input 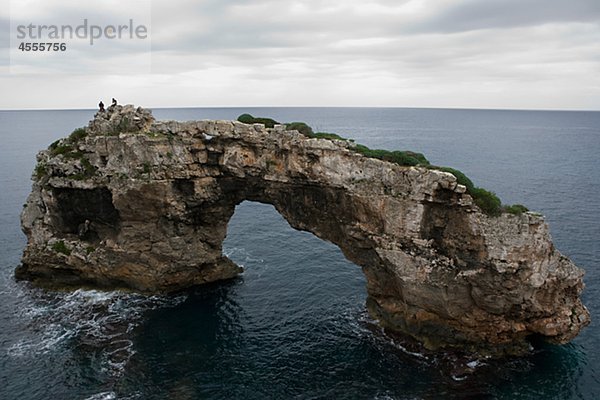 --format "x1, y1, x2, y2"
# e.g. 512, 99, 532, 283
1, 107, 599, 399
